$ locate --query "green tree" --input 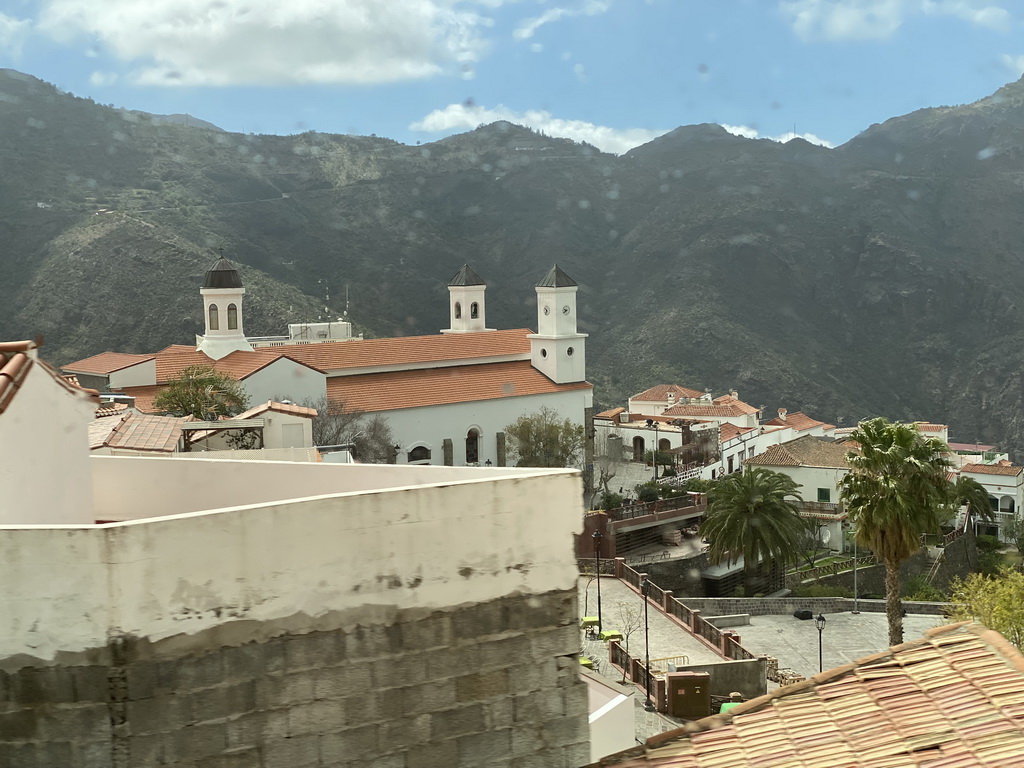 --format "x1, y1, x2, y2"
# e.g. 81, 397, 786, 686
304, 396, 396, 464
154, 365, 249, 421
839, 418, 954, 646
699, 466, 805, 597
953, 475, 996, 527
948, 567, 1024, 649
504, 407, 584, 468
